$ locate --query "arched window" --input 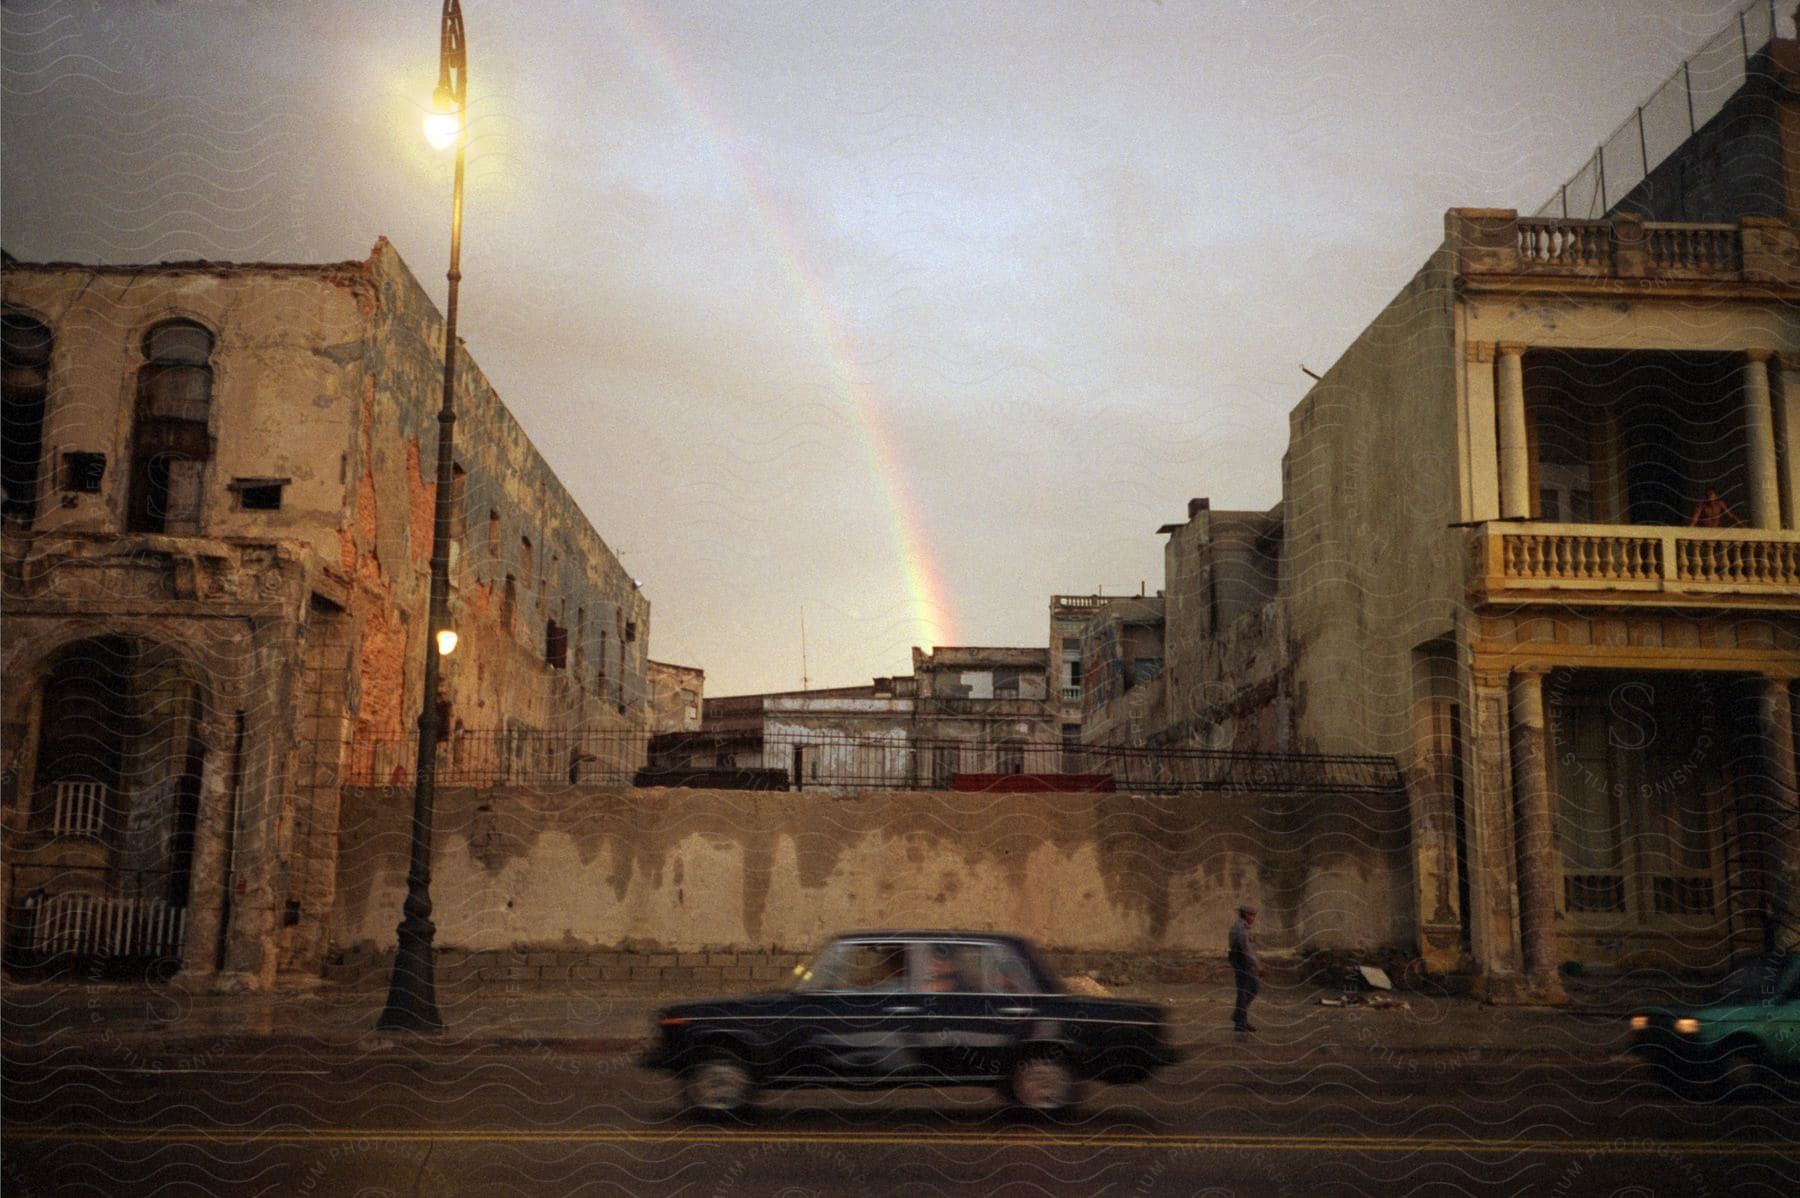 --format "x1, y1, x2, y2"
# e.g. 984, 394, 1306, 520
128, 320, 215, 534
2, 312, 52, 521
